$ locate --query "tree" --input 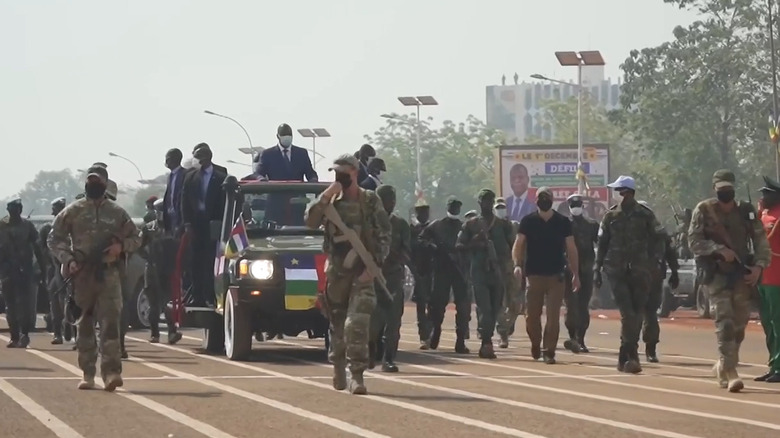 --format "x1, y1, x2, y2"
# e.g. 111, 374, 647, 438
365, 114, 506, 217
16, 169, 83, 216
619, 0, 772, 209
